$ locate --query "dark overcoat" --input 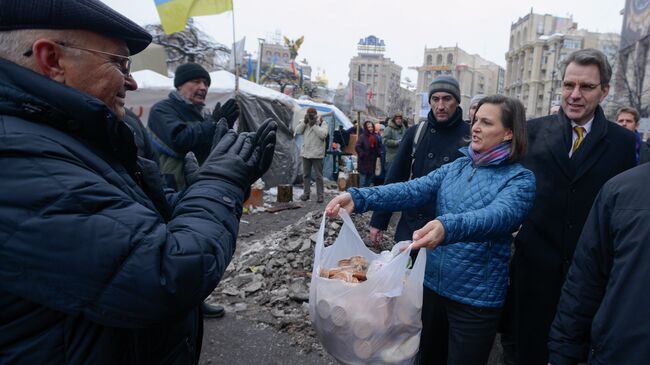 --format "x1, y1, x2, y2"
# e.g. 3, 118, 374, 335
510, 107, 636, 365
